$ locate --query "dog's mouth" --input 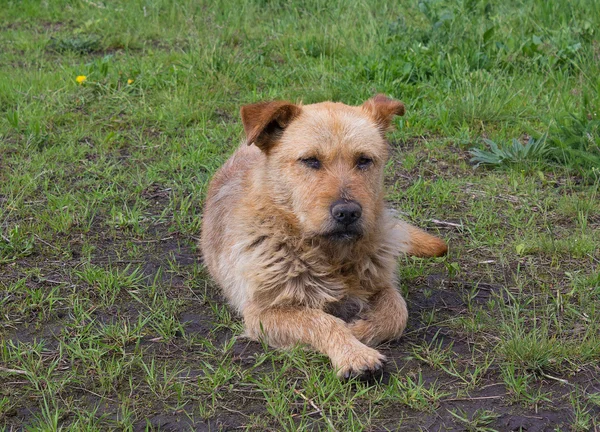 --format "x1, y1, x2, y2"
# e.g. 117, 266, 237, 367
320, 226, 363, 242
